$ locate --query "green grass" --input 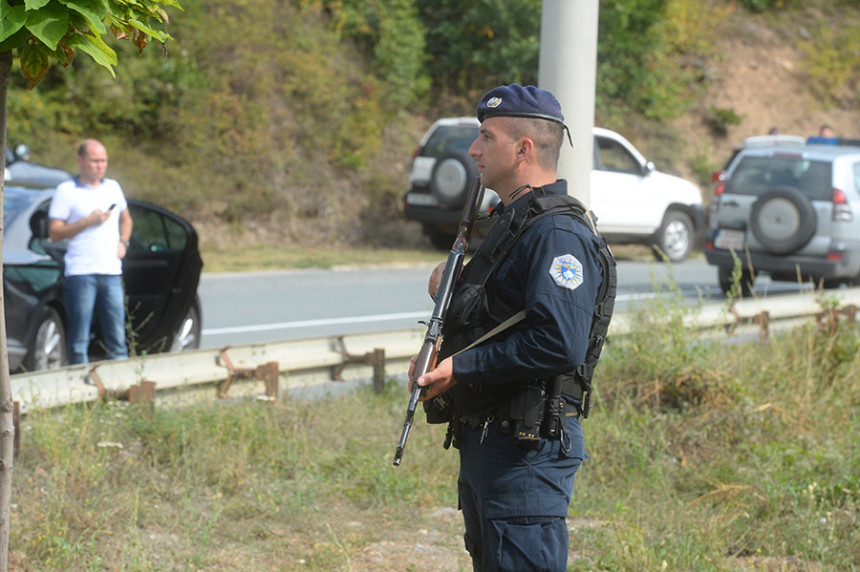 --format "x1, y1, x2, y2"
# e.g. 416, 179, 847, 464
9, 289, 860, 570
